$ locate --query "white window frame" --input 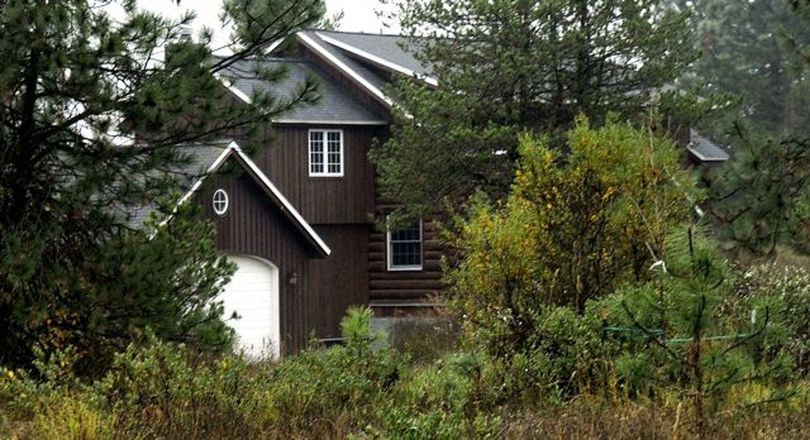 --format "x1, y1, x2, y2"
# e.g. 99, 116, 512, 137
308, 129, 344, 177
386, 218, 423, 271
212, 189, 229, 216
